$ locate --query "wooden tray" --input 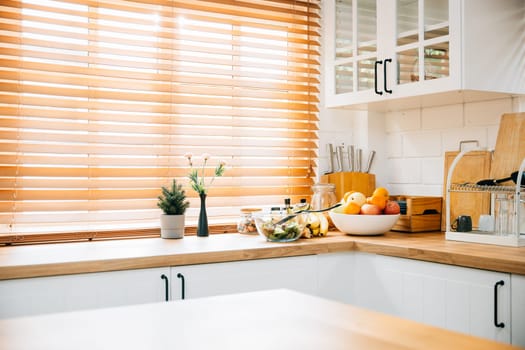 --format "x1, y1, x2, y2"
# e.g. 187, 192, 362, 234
391, 195, 442, 232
